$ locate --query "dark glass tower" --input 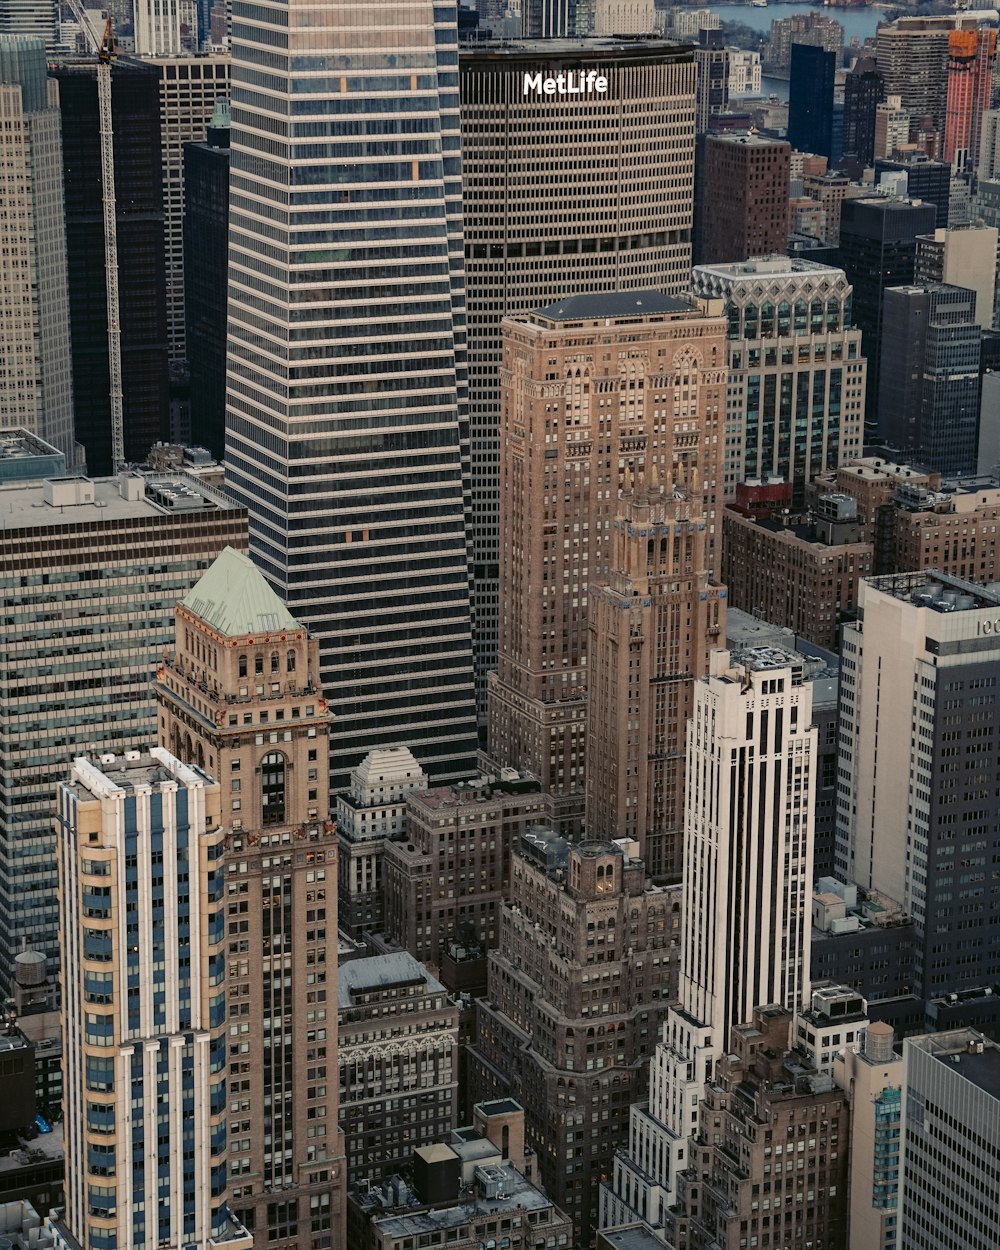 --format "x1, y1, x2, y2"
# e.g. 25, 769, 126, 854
843, 55, 884, 166
788, 42, 836, 160
183, 103, 230, 460
53, 59, 170, 473
225, 0, 478, 793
